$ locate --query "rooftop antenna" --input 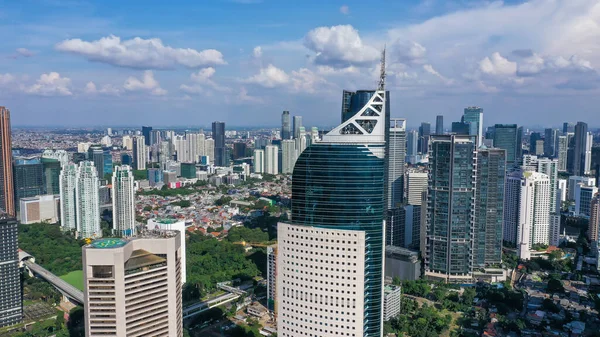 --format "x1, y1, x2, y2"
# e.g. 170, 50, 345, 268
377, 46, 386, 91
